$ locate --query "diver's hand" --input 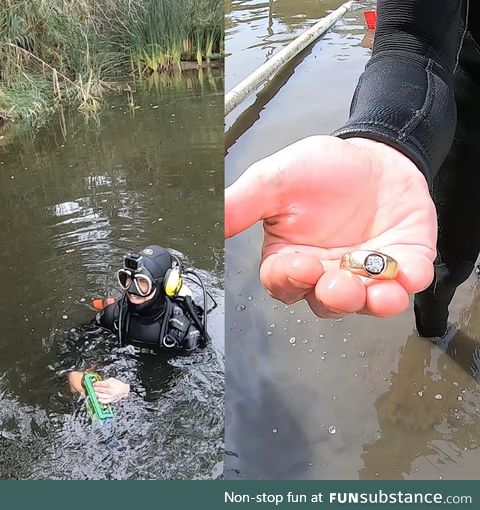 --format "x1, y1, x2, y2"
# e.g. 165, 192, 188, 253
68, 371, 86, 396
225, 136, 437, 318
93, 378, 130, 404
